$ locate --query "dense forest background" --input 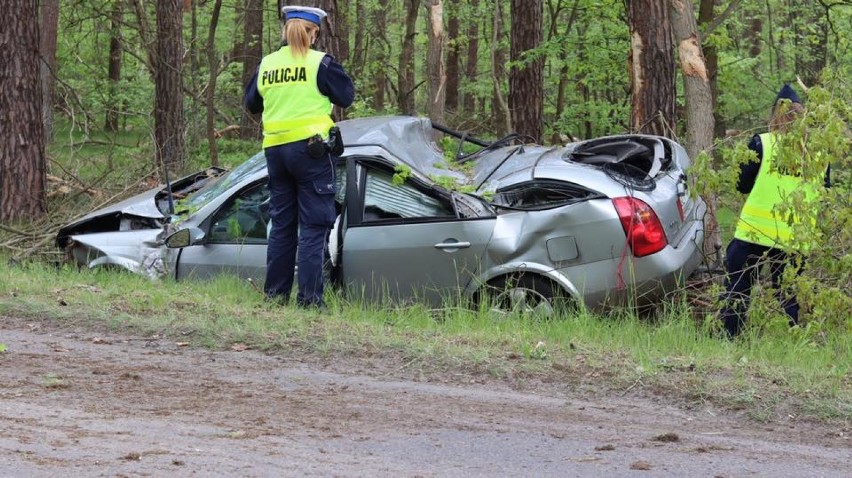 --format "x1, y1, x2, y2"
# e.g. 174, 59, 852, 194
27, 2, 852, 156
